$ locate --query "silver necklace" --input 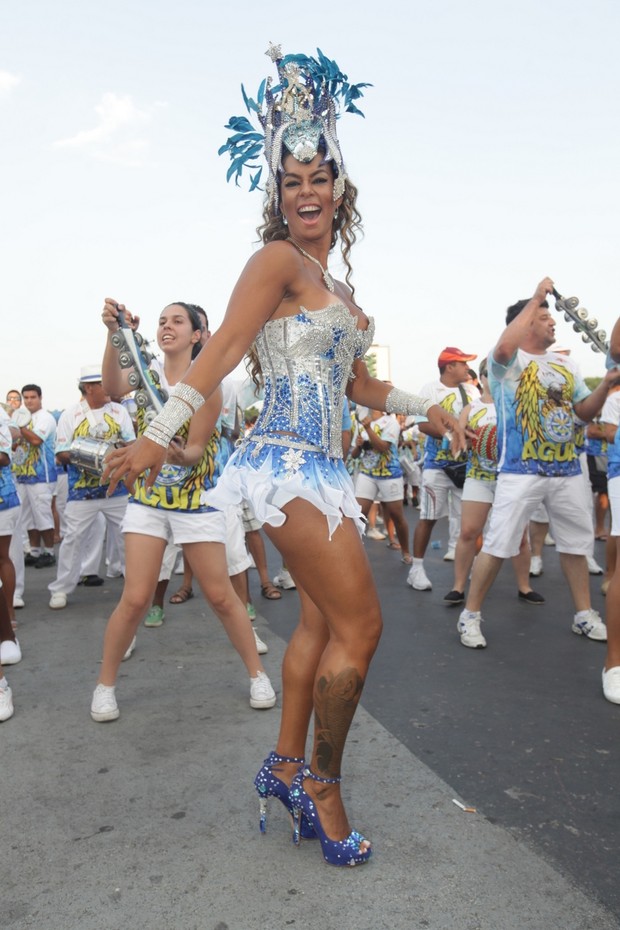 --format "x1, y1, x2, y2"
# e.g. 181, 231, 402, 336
288, 239, 335, 293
